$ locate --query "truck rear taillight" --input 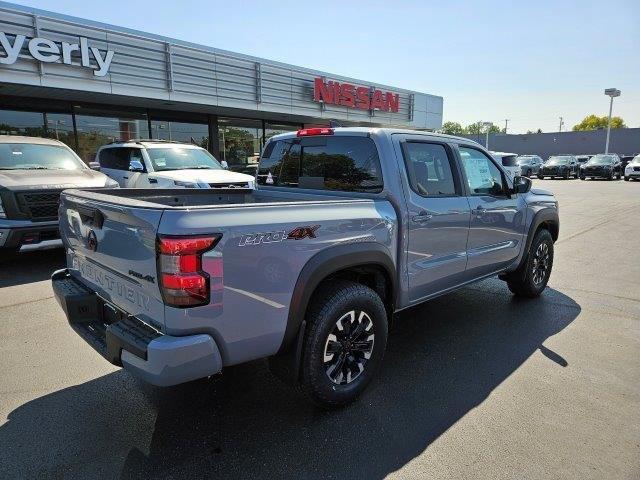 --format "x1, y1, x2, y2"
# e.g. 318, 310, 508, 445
157, 235, 221, 307
296, 127, 334, 137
